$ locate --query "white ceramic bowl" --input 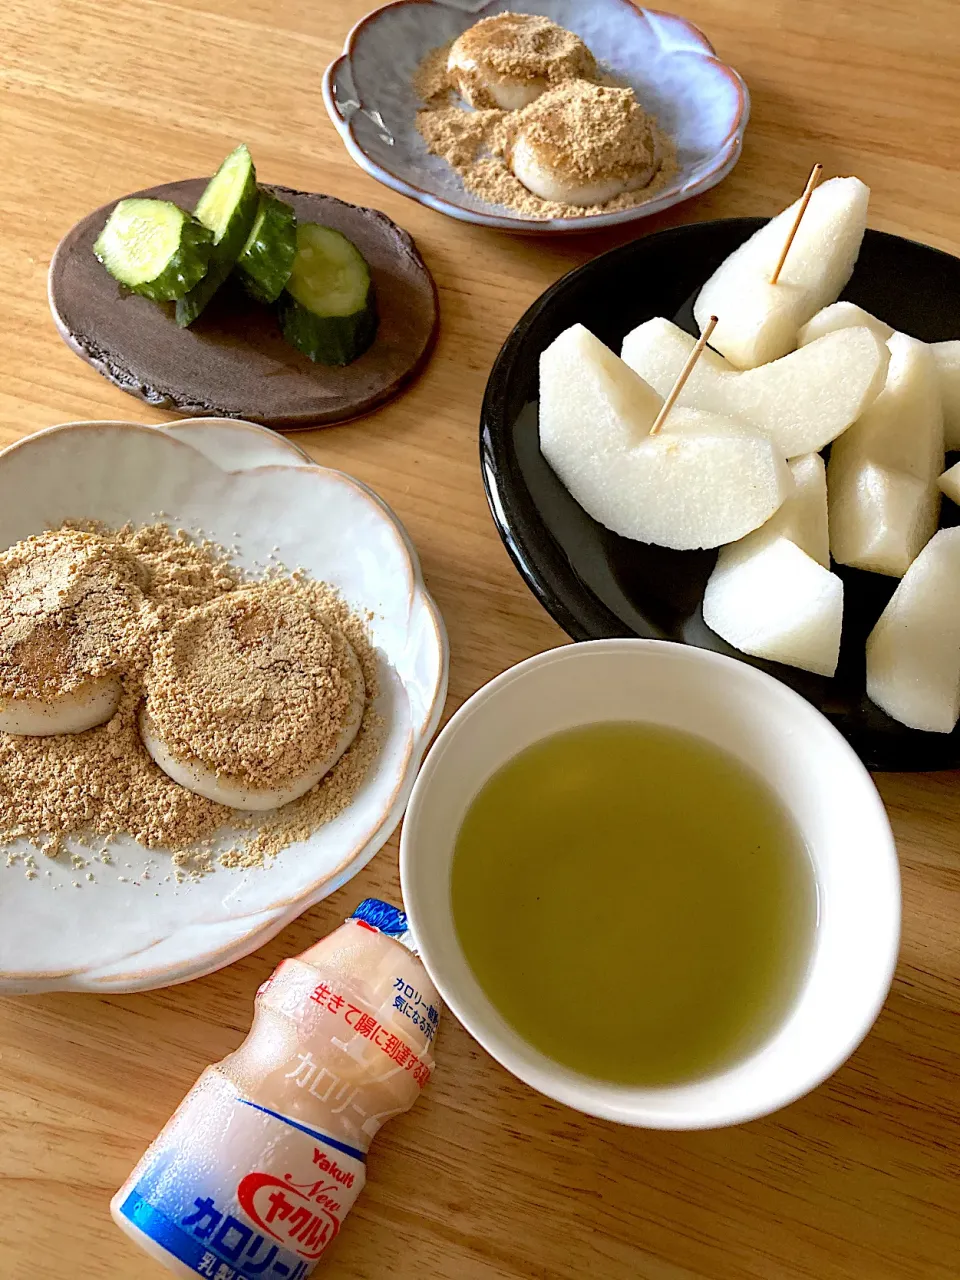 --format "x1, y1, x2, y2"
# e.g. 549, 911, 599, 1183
0, 419, 447, 994
400, 640, 900, 1128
